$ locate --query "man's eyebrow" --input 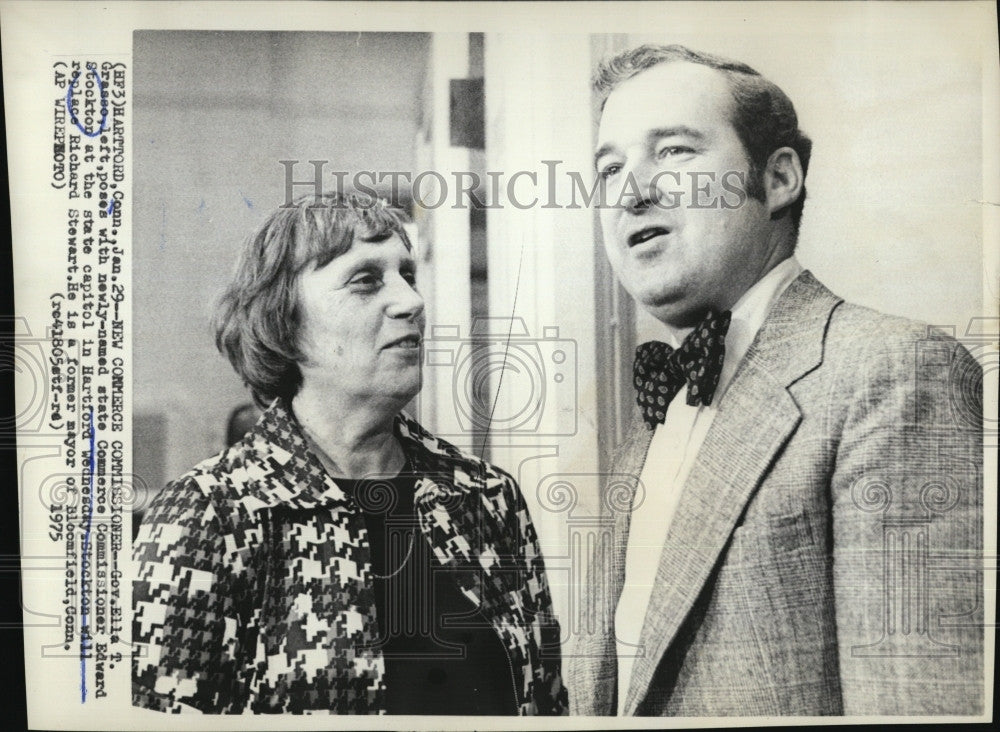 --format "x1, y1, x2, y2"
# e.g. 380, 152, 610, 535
593, 126, 708, 169
648, 125, 707, 141
593, 143, 617, 170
